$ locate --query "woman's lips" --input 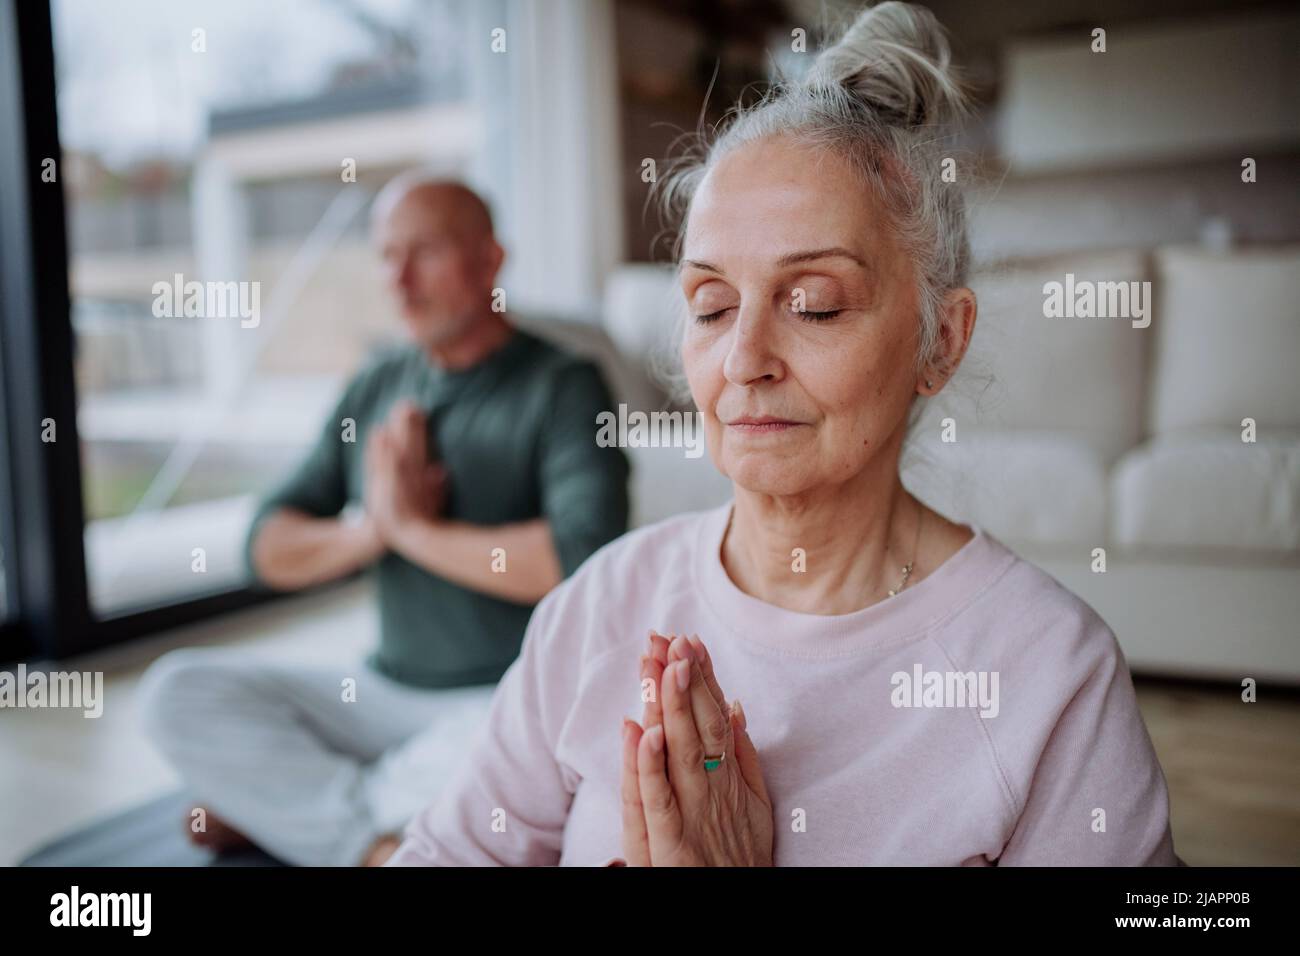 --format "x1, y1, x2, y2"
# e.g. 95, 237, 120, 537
727, 418, 803, 433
